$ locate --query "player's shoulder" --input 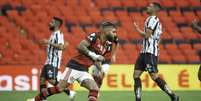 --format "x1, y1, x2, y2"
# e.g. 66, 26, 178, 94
86, 32, 100, 43
53, 30, 63, 35
147, 16, 159, 21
